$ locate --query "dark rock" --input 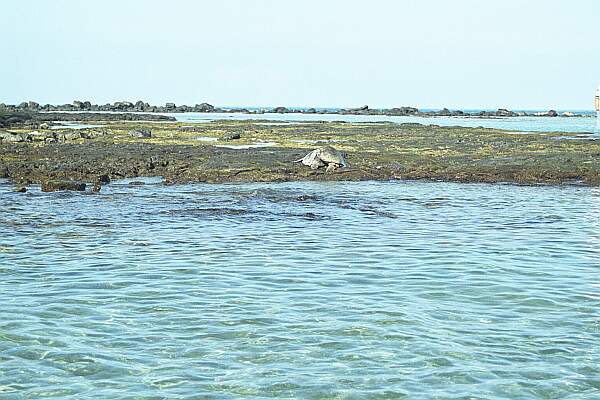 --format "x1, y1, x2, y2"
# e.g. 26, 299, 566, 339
13, 186, 27, 193
96, 174, 110, 184
305, 108, 317, 114
295, 194, 320, 201
128, 128, 152, 138
388, 107, 418, 115
41, 180, 86, 192
128, 181, 146, 186
134, 100, 147, 111
72, 100, 92, 110
193, 103, 215, 112
496, 108, 516, 117
547, 110, 558, 117
165, 102, 176, 111
272, 106, 289, 113
113, 101, 134, 111
222, 133, 241, 141
0, 112, 35, 128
